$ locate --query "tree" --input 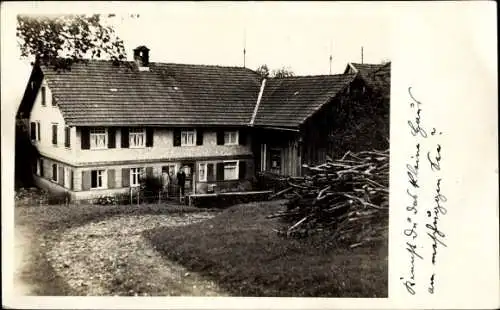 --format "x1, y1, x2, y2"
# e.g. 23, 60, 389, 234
271, 66, 294, 78
16, 14, 135, 69
255, 64, 270, 79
